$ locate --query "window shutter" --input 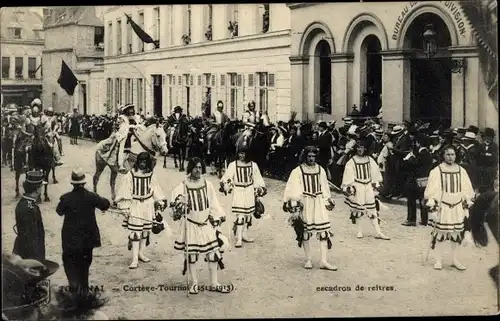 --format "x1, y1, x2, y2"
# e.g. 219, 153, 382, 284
237, 74, 244, 118
268, 73, 275, 87
245, 73, 255, 106
211, 74, 215, 86
198, 75, 202, 86
190, 75, 194, 86
219, 74, 227, 108
267, 86, 276, 121
178, 75, 182, 86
